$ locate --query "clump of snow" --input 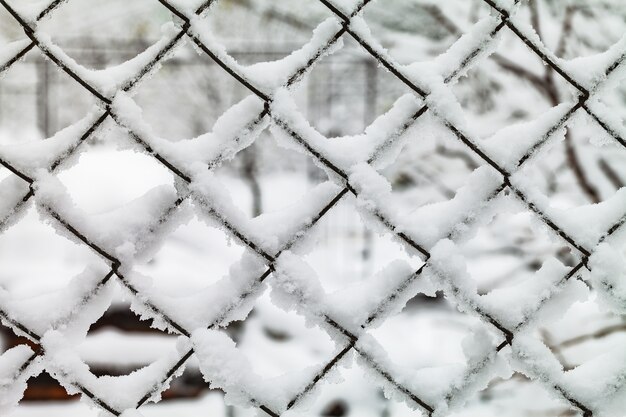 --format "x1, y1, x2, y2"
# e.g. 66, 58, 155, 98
0, 265, 114, 341
479, 258, 570, 329
251, 181, 343, 252
428, 238, 589, 337
126, 252, 267, 334
42, 329, 187, 412
269, 88, 461, 186
189, 16, 344, 93
436, 328, 512, 416
431, 16, 505, 83
482, 103, 571, 170
270, 89, 377, 174
354, 333, 469, 411
30, 22, 186, 99
191, 328, 327, 413
271, 252, 326, 326
0, 176, 31, 232
349, 162, 394, 214
562, 346, 626, 417
327, 260, 434, 333
0, 40, 32, 76
399, 166, 503, 248
583, 99, 626, 147
112, 92, 269, 173
425, 239, 480, 317
0, 112, 101, 175
512, 178, 626, 249
588, 243, 626, 314
560, 35, 626, 92
33, 171, 181, 264
508, 329, 626, 417
349, 164, 505, 250
510, 333, 568, 401
0, 345, 41, 414
242, 18, 344, 89
364, 94, 426, 168
190, 169, 277, 254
